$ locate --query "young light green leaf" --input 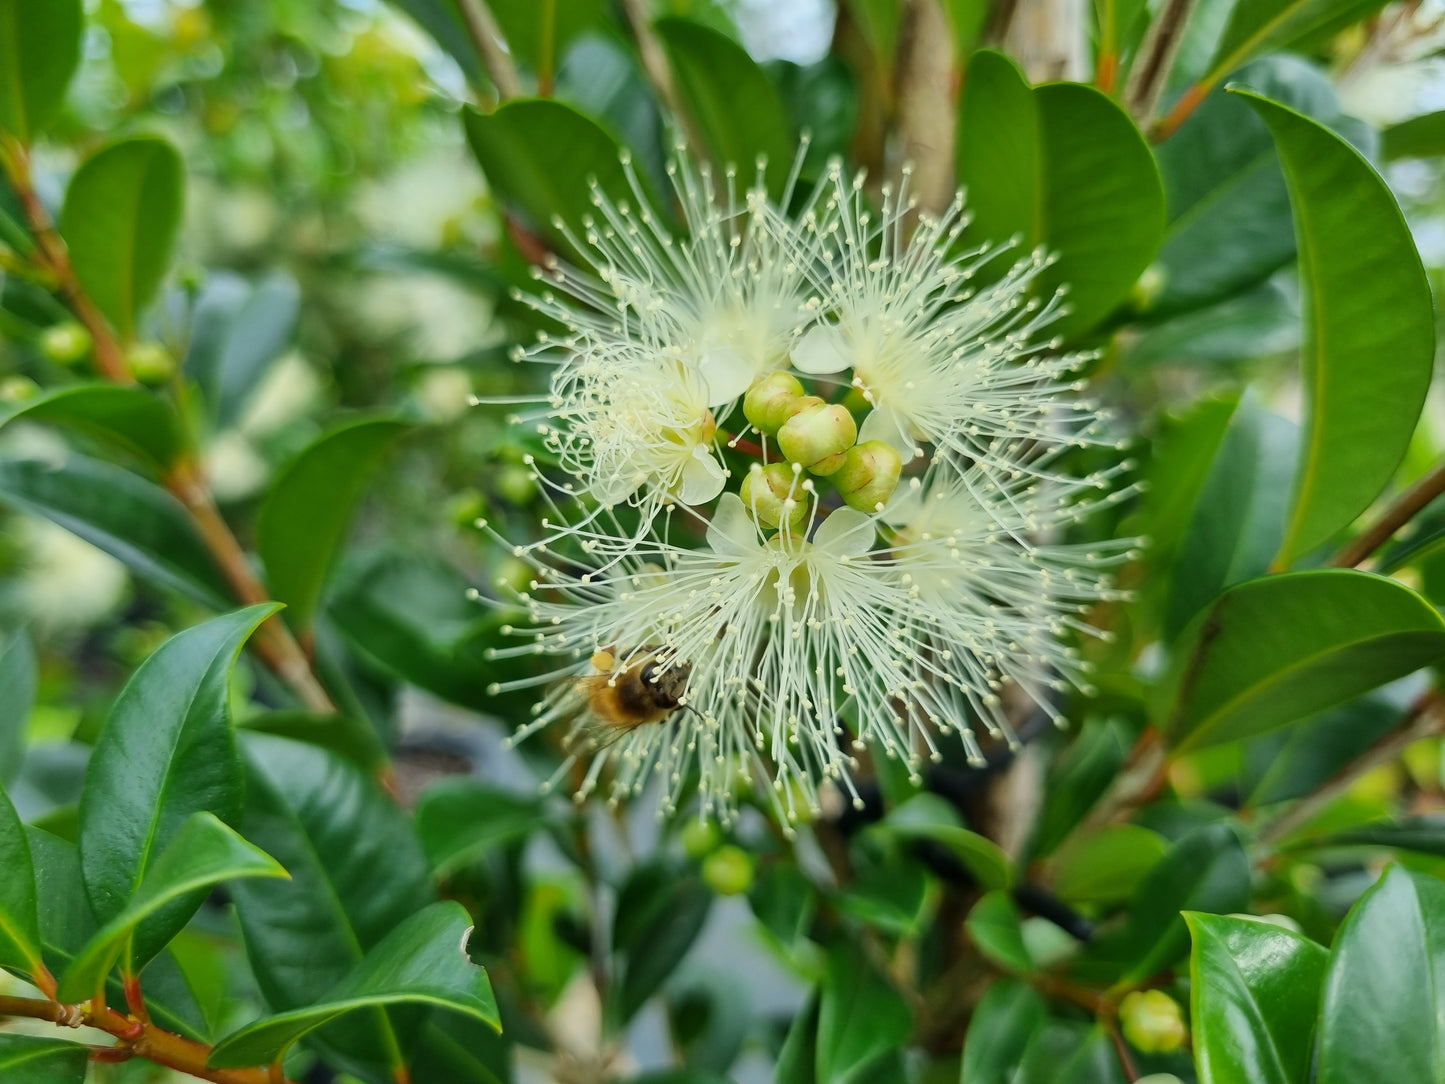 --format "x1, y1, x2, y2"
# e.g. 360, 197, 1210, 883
655, 17, 793, 194
209, 901, 497, 1069
965, 890, 1032, 972
0, 1035, 88, 1084
0, 0, 83, 143
1187, 913, 1327, 1084
258, 417, 410, 632
957, 50, 1165, 337
960, 978, 1047, 1084
60, 137, 186, 342
1158, 570, 1445, 752
0, 784, 42, 978
57, 812, 286, 1003
79, 606, 277, 971
1233, 90, 1434, 565
0, 384, 182, 469
0, 454, 230, 607
817, 941, 912, 1084
1316, 866, 1445, 1084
